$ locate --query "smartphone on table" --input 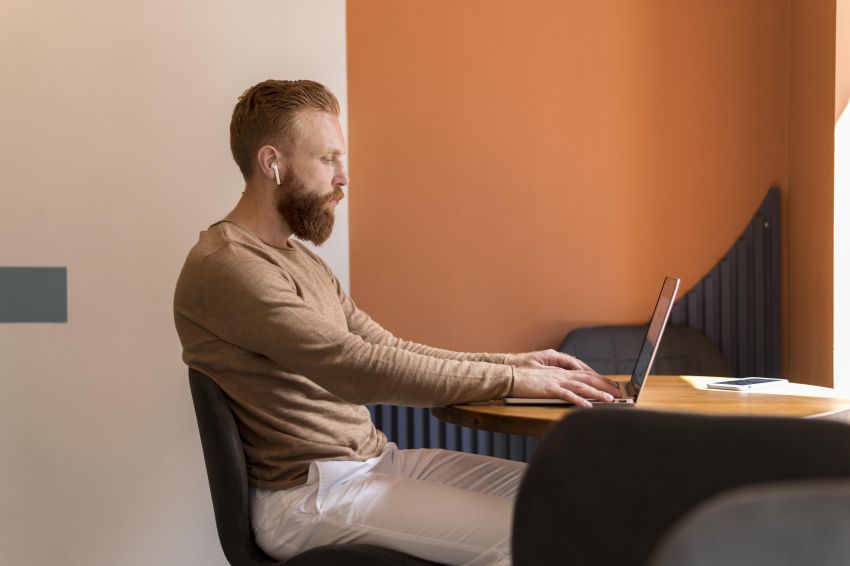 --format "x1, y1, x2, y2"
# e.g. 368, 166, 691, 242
706, 377, 789, 391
